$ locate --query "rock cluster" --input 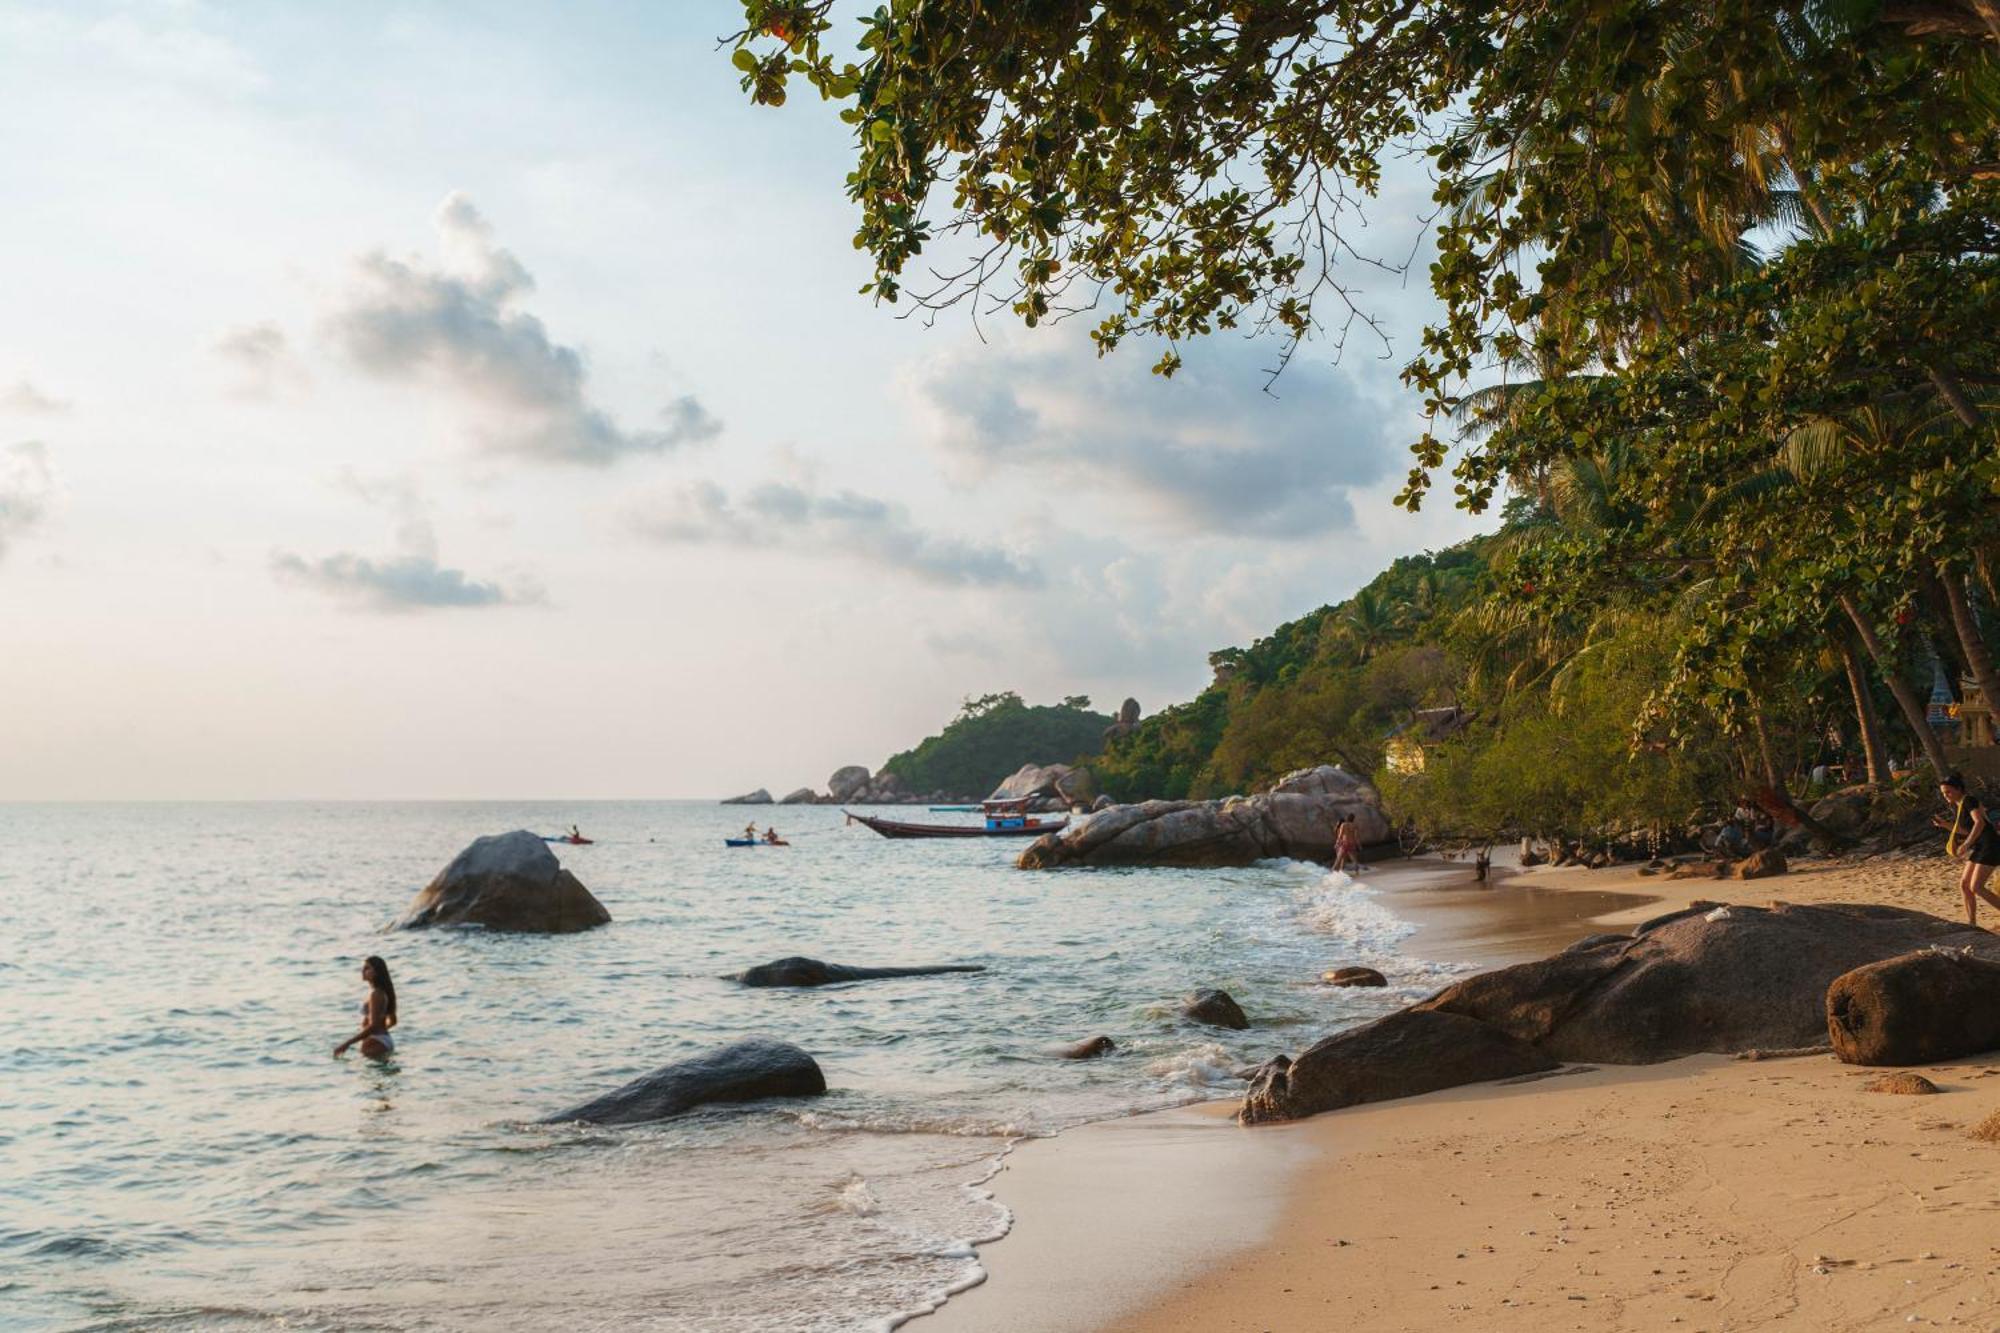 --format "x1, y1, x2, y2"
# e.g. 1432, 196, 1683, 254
1018, 765, 1389, 869
722, 764, 988, 807
986, 762, 1093, 813
1240, 901, 2000, 1123
395, 831, 610, 934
